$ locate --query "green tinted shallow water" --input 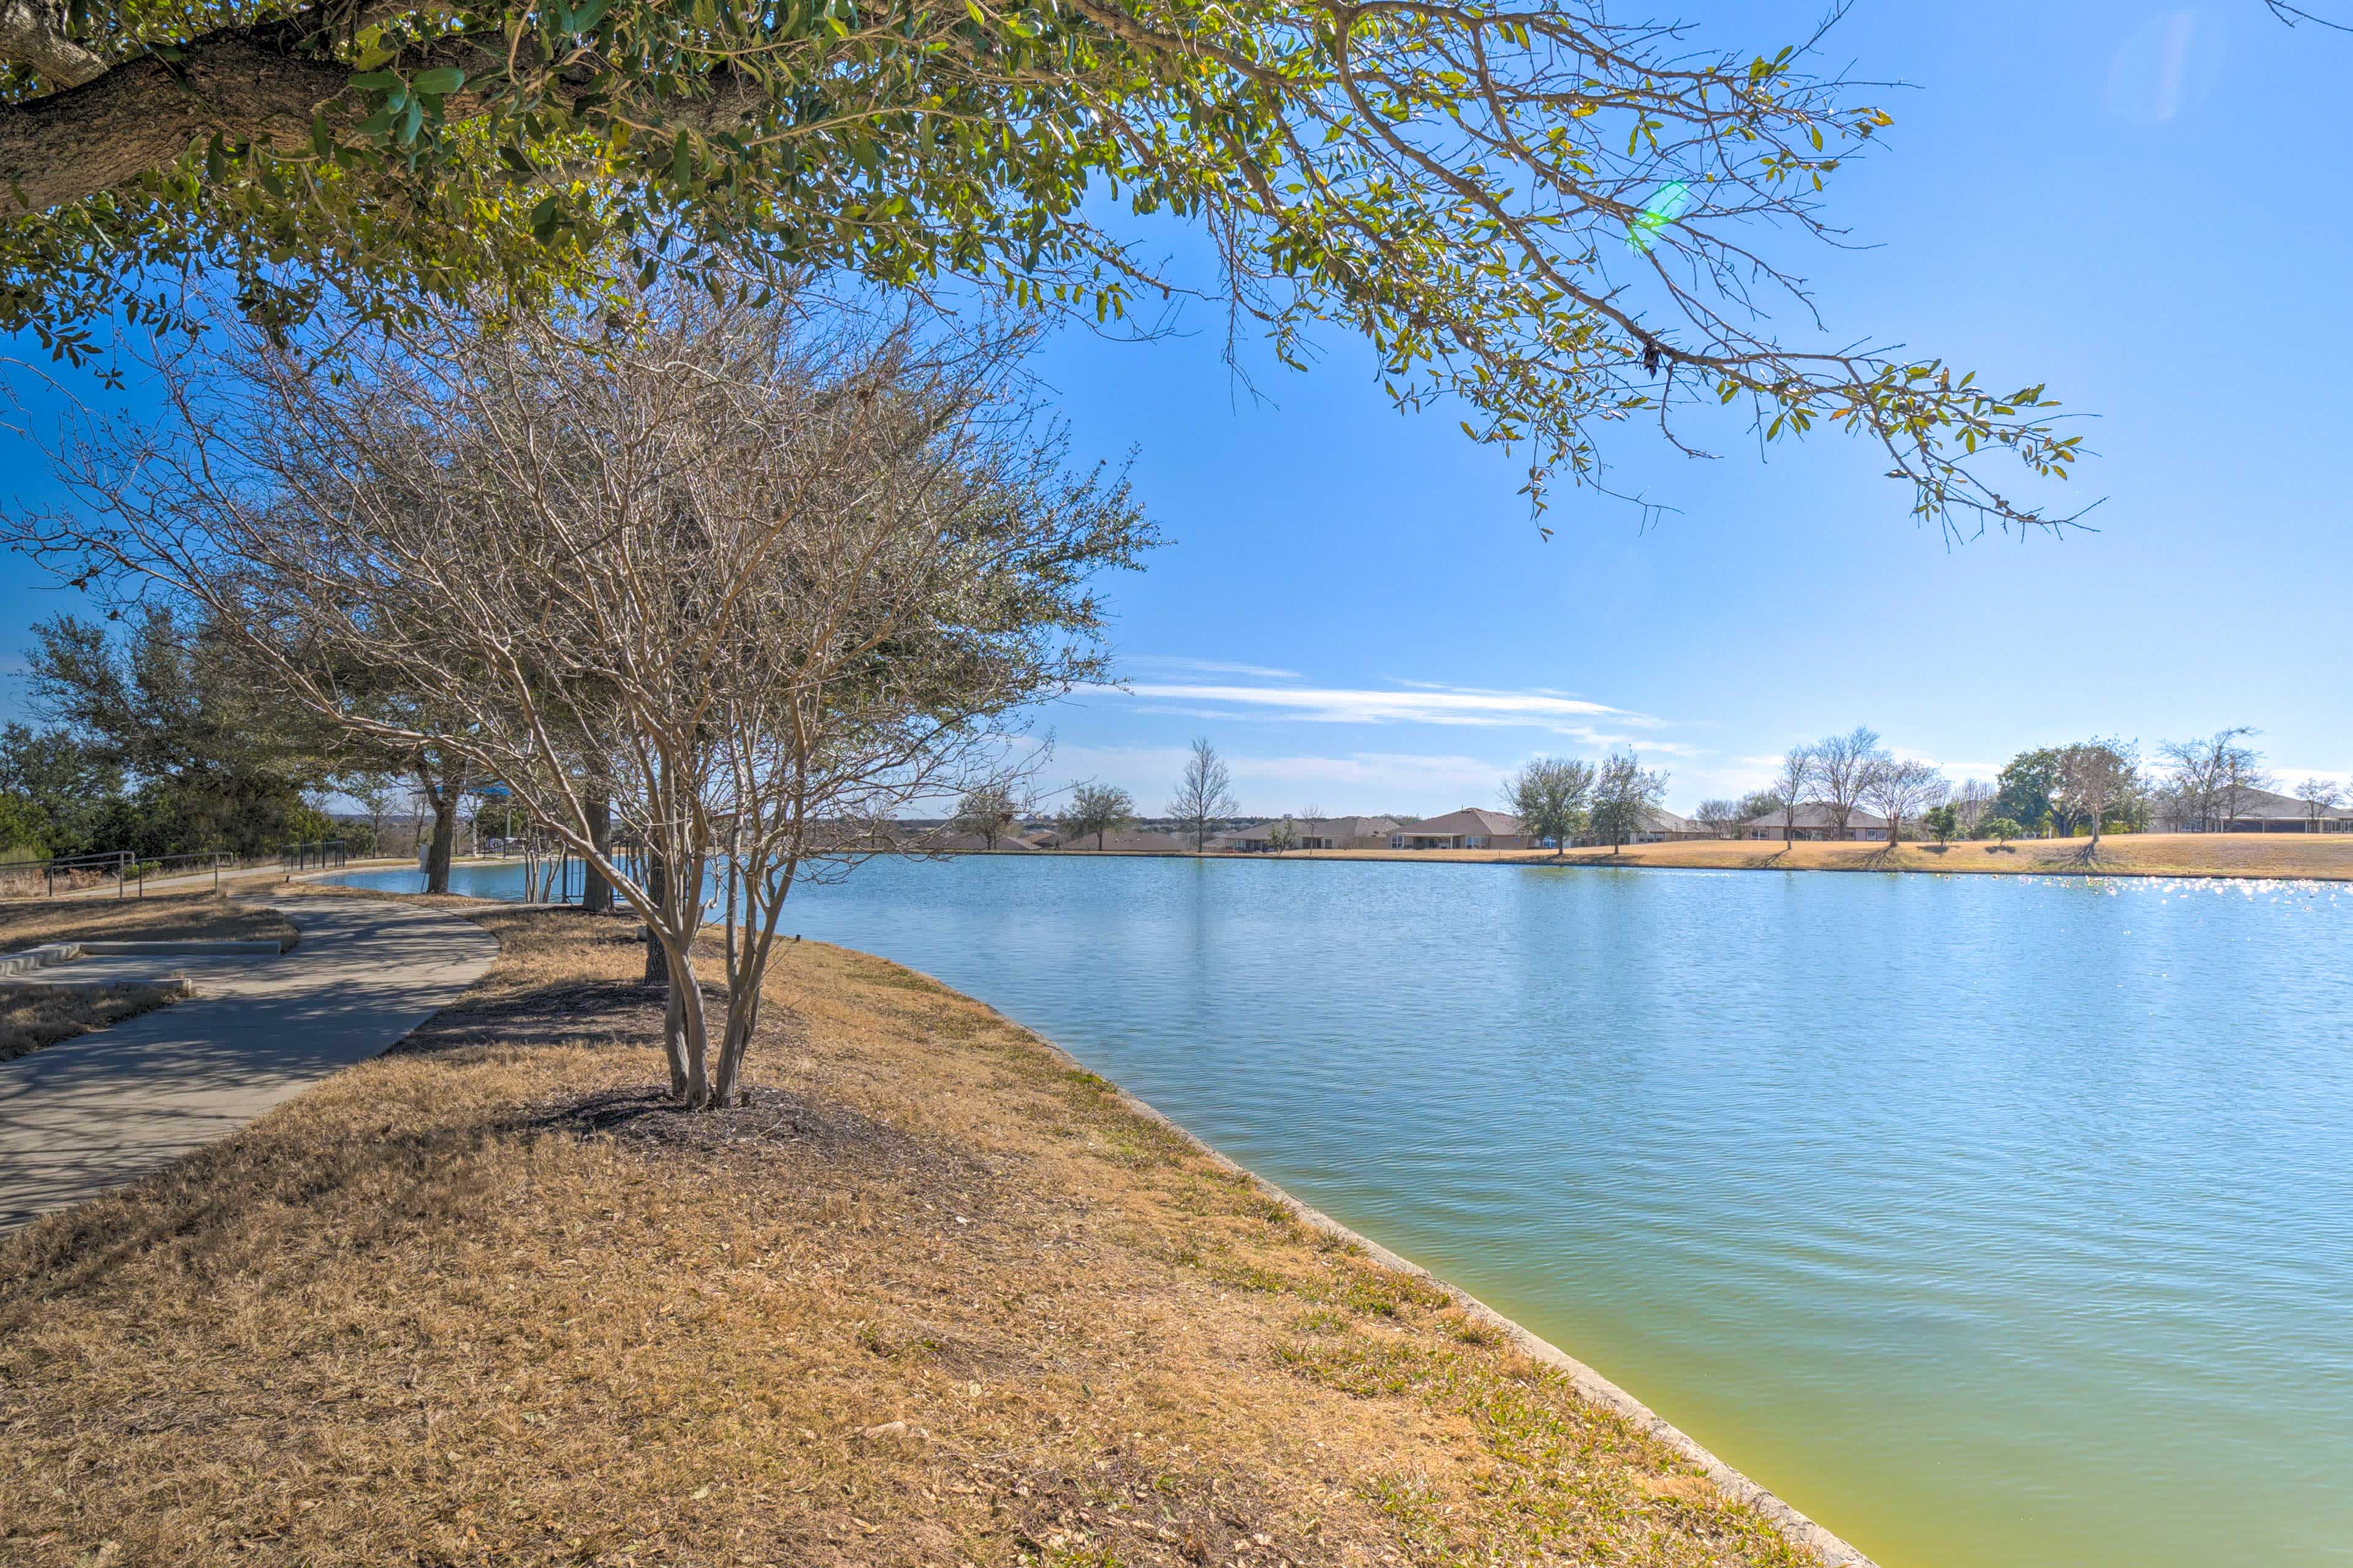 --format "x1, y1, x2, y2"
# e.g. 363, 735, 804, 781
336, 857, 2353, 1567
